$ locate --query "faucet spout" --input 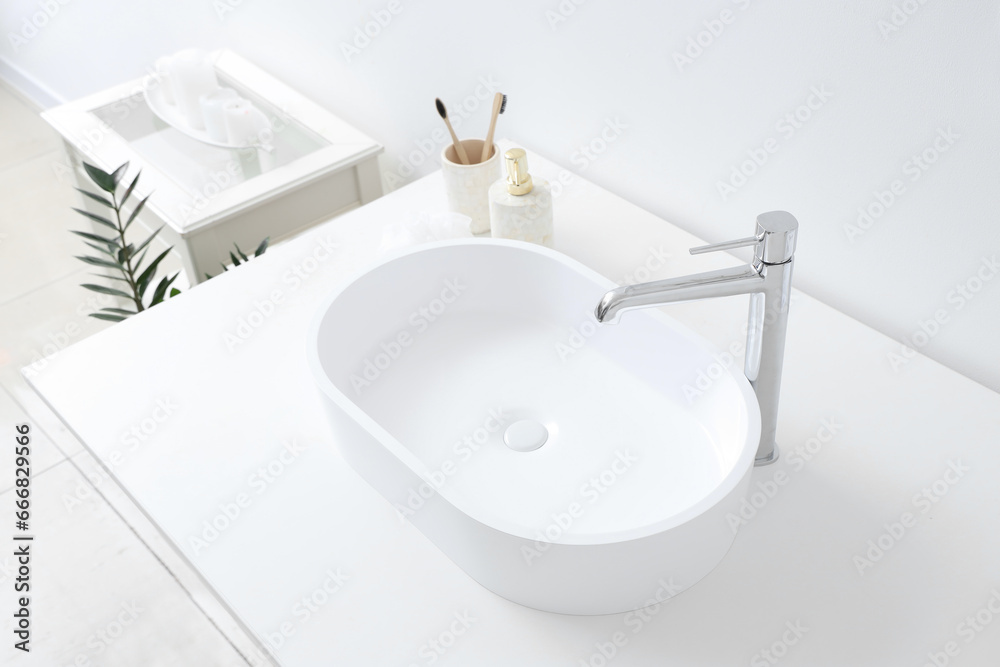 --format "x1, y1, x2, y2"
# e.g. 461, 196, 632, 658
593, 211, 798, 466
595, 265, 763, 324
